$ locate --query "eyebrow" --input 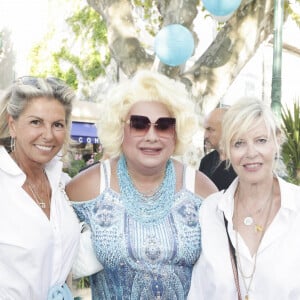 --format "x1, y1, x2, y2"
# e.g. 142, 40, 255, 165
26, 115, 66, 122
